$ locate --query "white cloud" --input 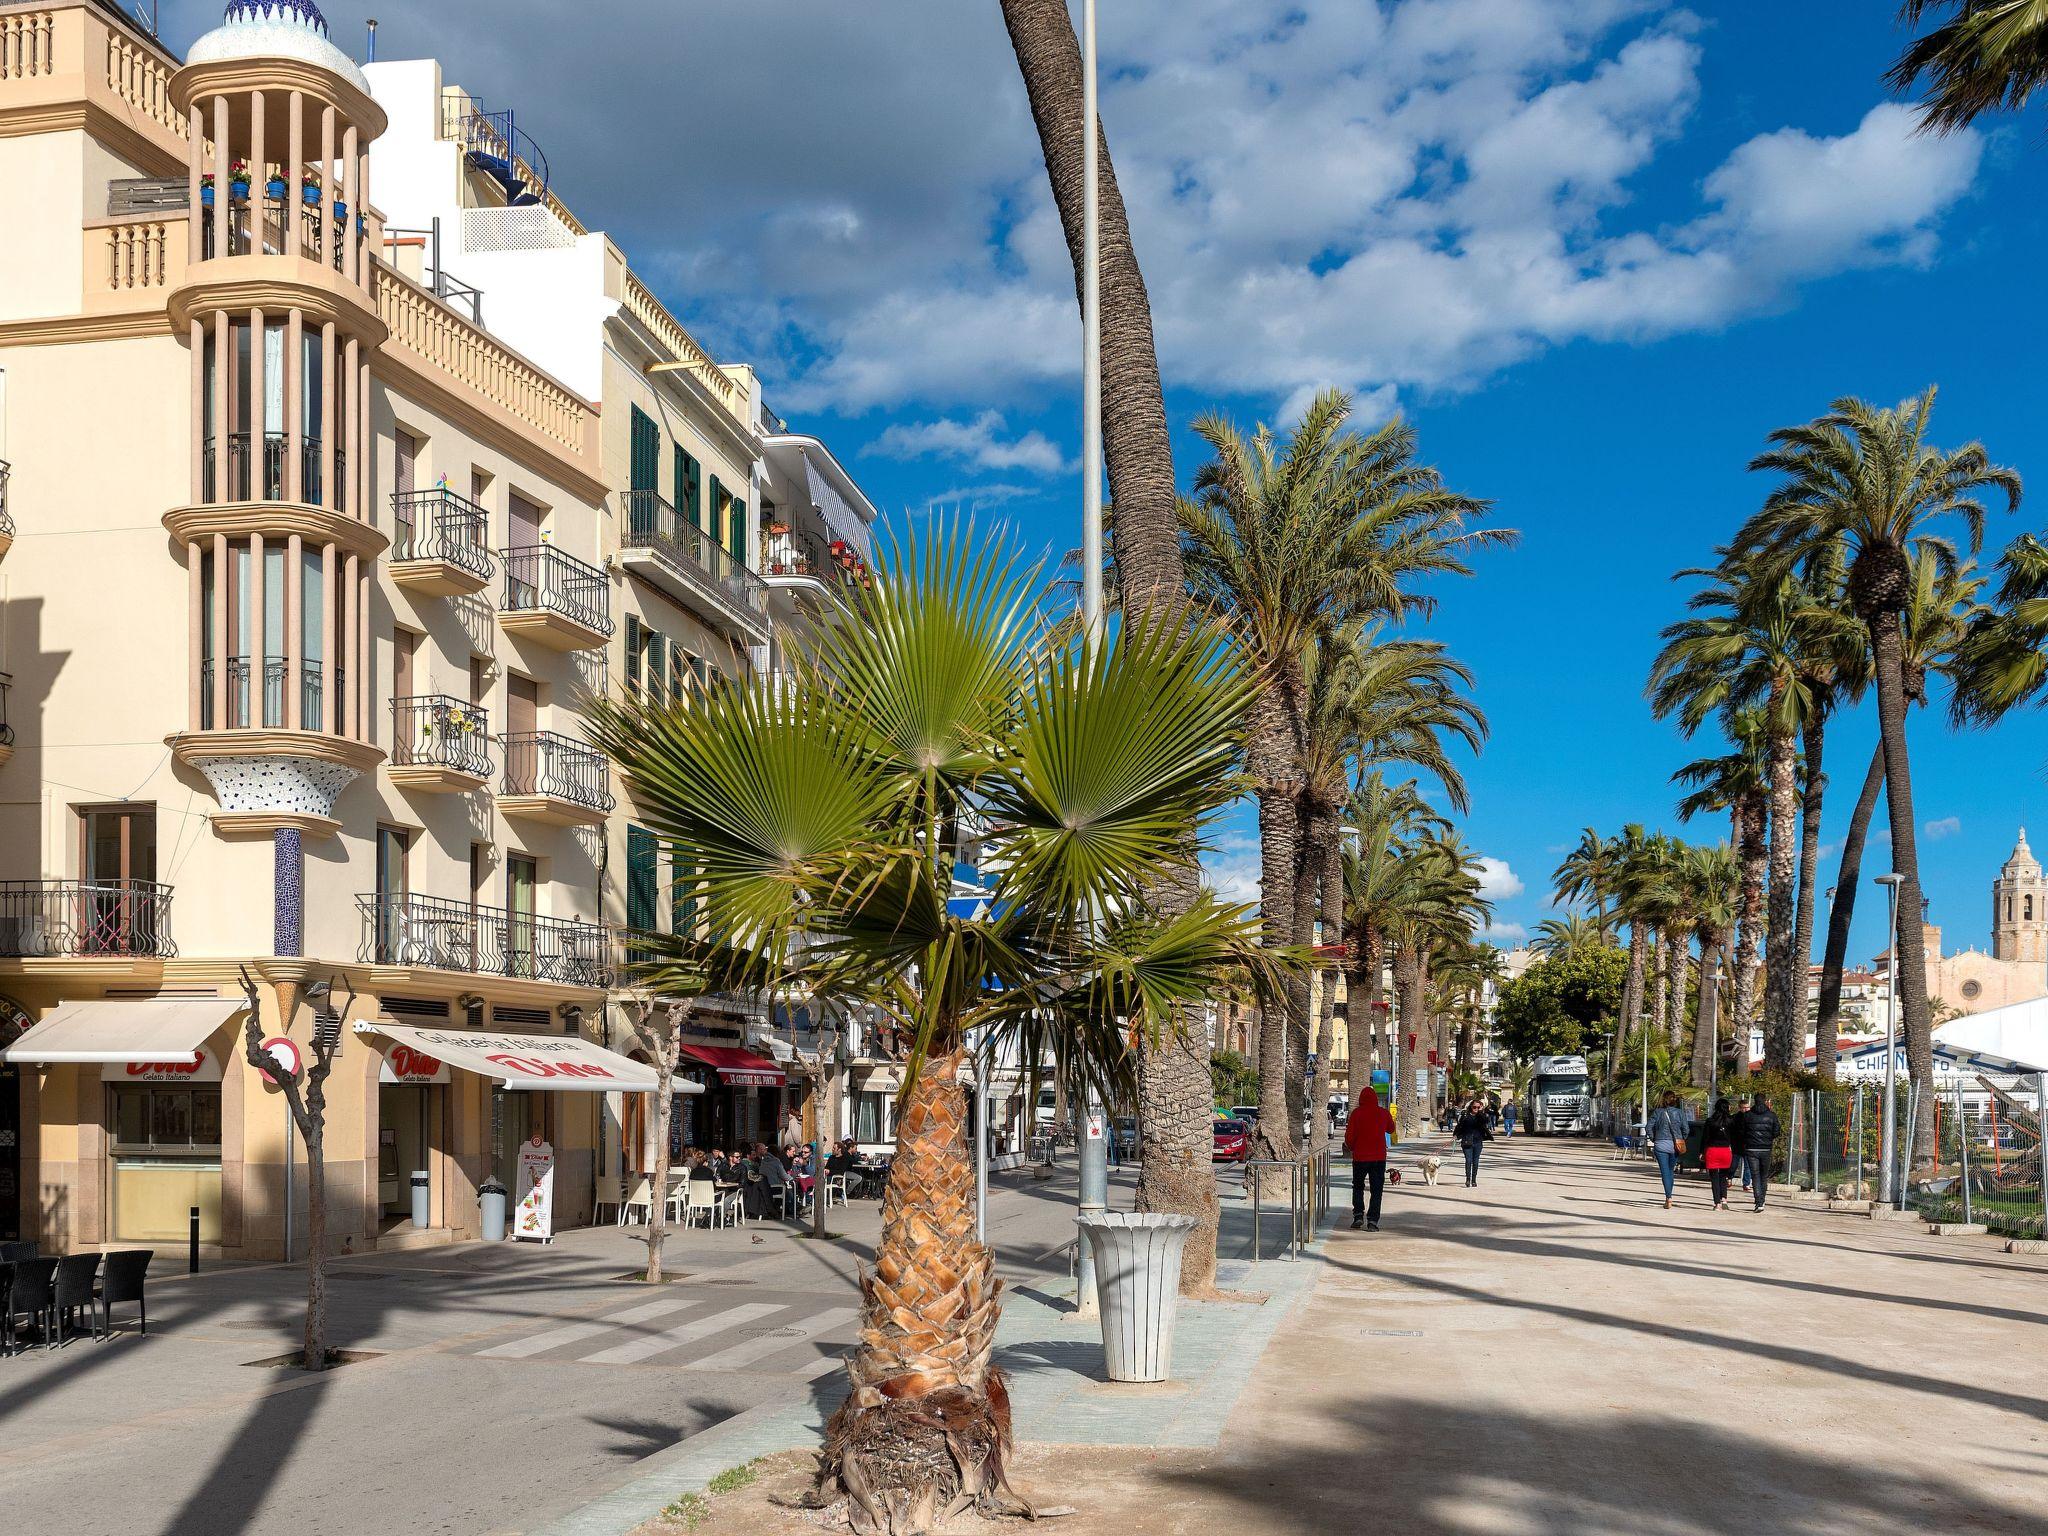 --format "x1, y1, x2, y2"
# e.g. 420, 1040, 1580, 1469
920, 482, 1043, 512
1924, 816, 1962, 842
1475, 856, 1525, 900
871, 411, 1071, 475
1482, 921, 1530, 945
